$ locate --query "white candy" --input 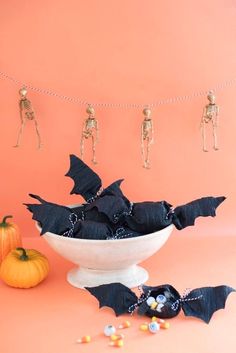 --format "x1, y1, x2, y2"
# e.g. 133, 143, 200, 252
148, 321, 160, 333
103, 325, 116, 337
156, 294, 167, 304
156, 303, 165, 312
146, 296, 156, 306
